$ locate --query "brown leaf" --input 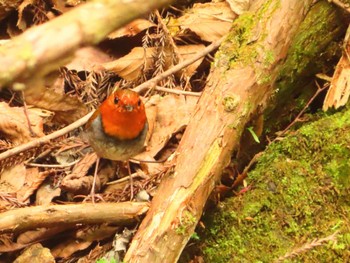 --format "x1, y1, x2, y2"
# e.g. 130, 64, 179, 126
24, 84, 88, 125
0, 164, 26, 193
136, 94, 198, 159
51, 238, 92, 259
66, 47, 113, 72
103, 45, 205, 81
60, 153, 98, 194
0, 166, 52, 203
17, 226, 71, 245
178, 2, 237, 42
76, 225, 119, 242
13, 243, 55, 263
17, 169, 52, 203
103, 47, 155, 81
323, 26, 350, 110
0, 102, 45, 144
36, 181, 62, 205
134, 99, 165, 174
108, 19, 155, 39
